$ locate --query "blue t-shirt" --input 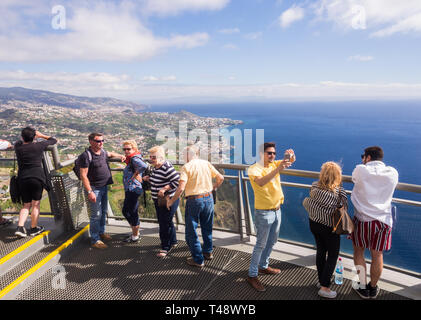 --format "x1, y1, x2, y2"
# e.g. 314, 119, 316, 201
123, 155, 148, 194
